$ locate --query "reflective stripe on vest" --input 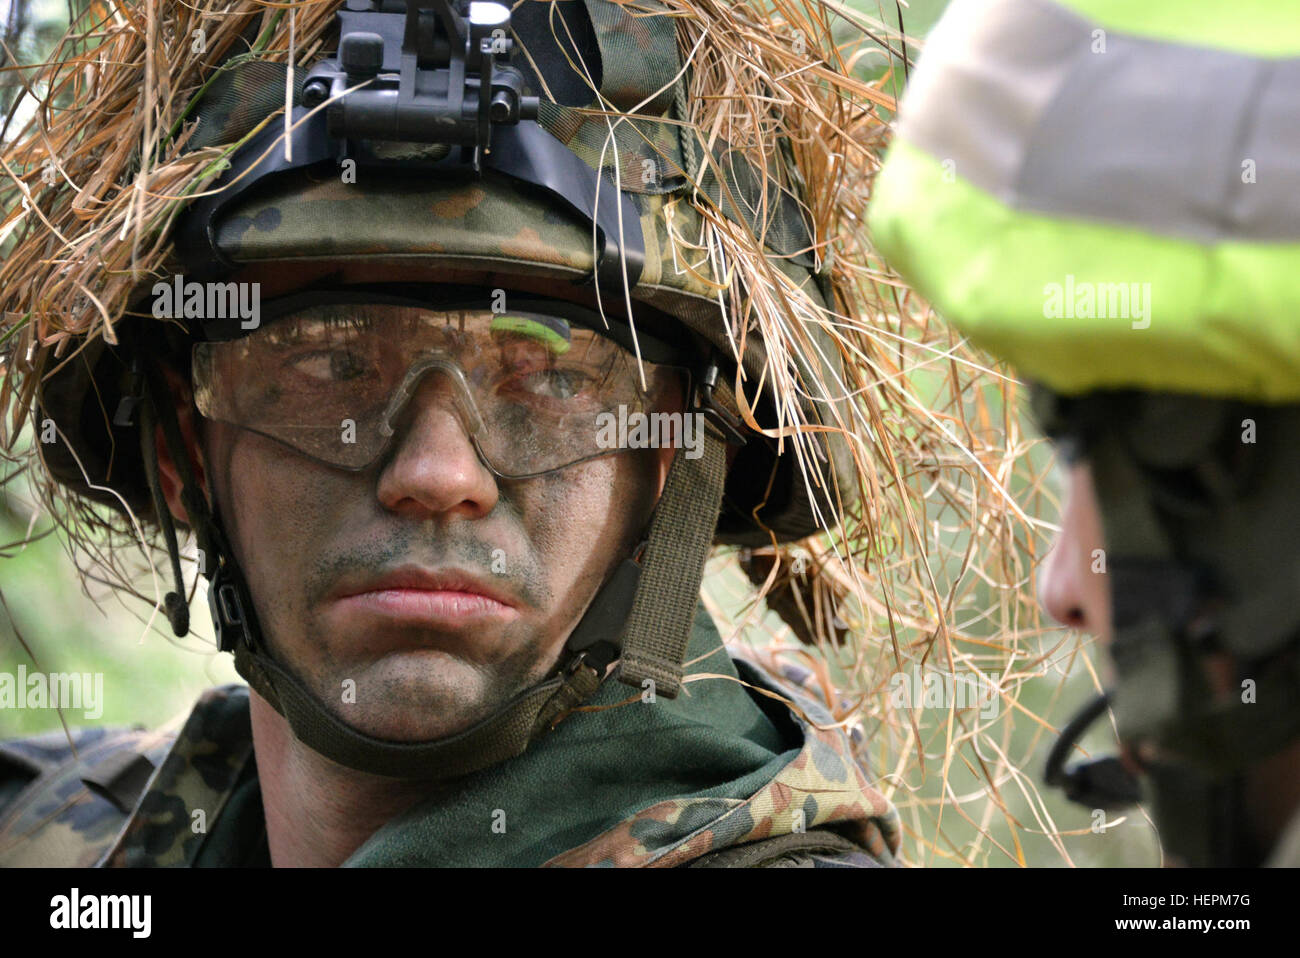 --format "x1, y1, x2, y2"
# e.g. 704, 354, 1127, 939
895, 0, 1300, 244
867, 0, 1300, 402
